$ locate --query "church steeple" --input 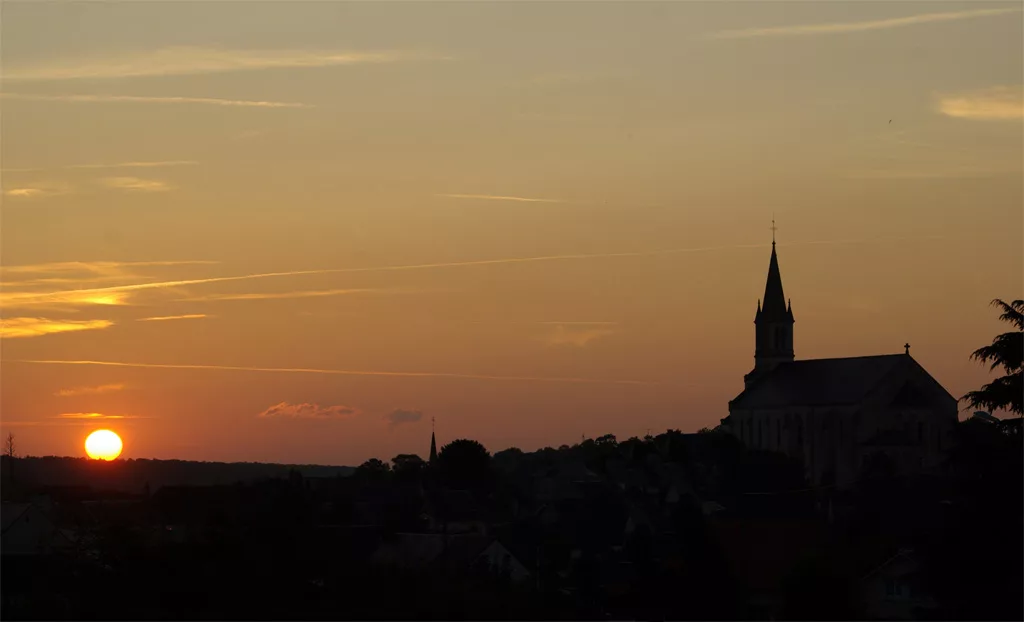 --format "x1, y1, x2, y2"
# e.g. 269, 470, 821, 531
429, 417, 438, 464
746, 234, 795, 388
